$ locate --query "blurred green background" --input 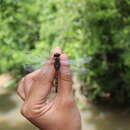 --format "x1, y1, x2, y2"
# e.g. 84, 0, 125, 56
1, 0, 130, 130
